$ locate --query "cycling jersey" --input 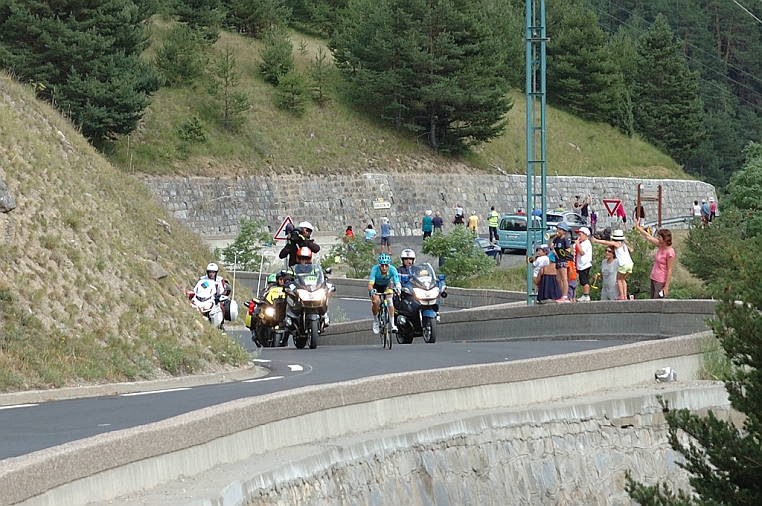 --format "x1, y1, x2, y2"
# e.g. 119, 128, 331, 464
368, 264, 401, 289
